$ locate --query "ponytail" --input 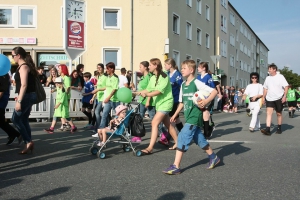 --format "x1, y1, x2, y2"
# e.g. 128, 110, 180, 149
25, 54, 38, 77
150, 58, 167, 86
